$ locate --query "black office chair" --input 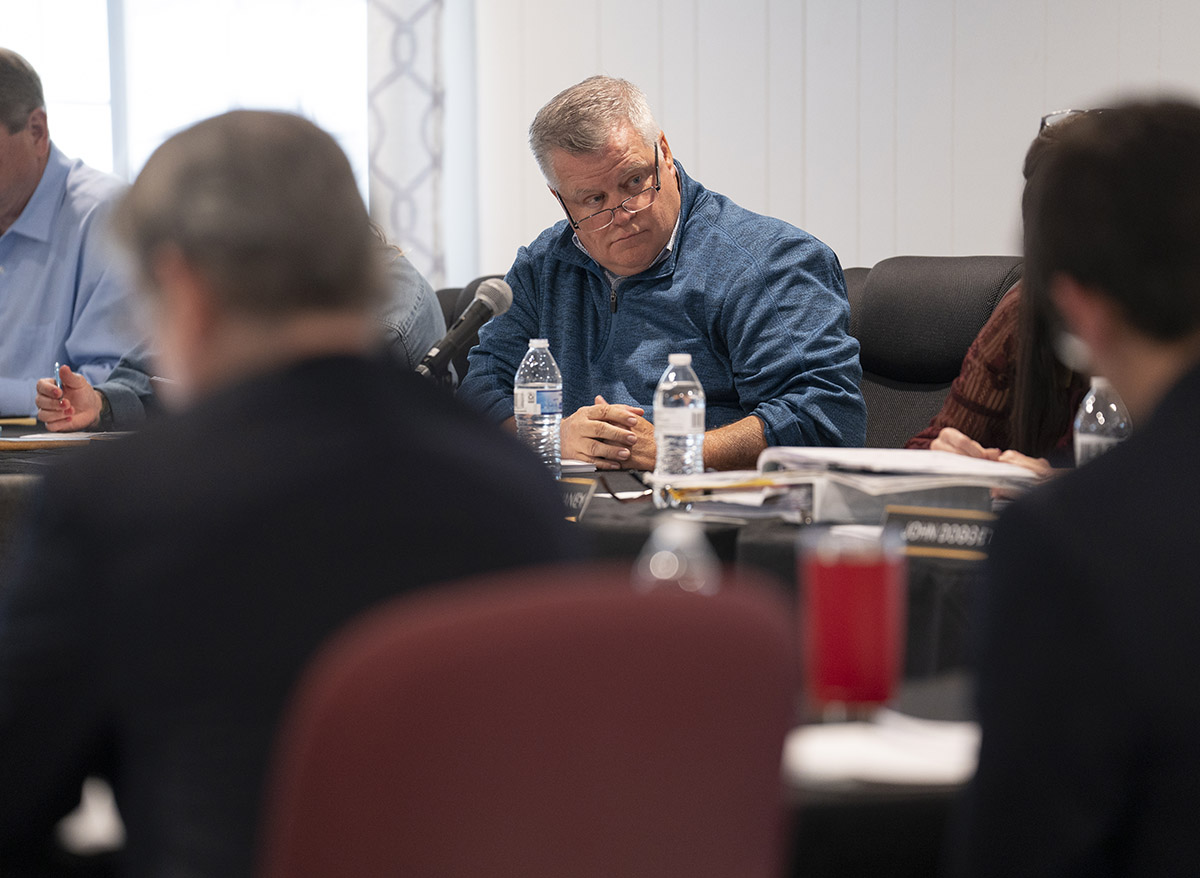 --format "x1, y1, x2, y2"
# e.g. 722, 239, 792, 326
850, 255, 1023, 448
434, 286, 461, 331
432, 274, 505, 386
843, 265, 870, 340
